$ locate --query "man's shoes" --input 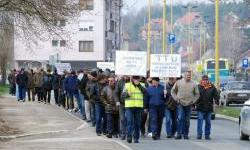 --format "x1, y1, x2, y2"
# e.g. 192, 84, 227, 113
113, 134, 118, 138
97, 133, 101, 136
82, 116, 86, 120
127, 137, 132, 143
86, 120, 91, 123
106, 134, 112, 138
184, 136, 189, 140
167, 135, 173, 138
175, 135, 182, 140
197, 136, 202, 140
152, 135, 157, 140
205, 136, 211, 140
134, 139, 139, 143
147, 132, 152, 137
121, 136, 126, 140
